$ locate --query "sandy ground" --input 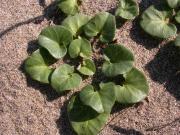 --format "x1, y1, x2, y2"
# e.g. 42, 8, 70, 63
0, 0, 180, 135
